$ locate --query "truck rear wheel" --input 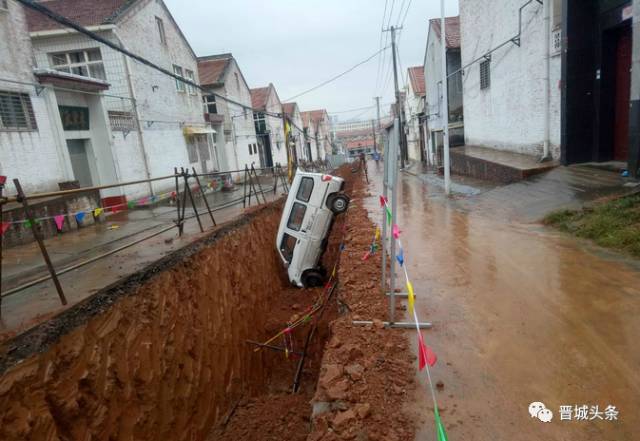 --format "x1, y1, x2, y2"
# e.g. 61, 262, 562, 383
302, 269, 325, 288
